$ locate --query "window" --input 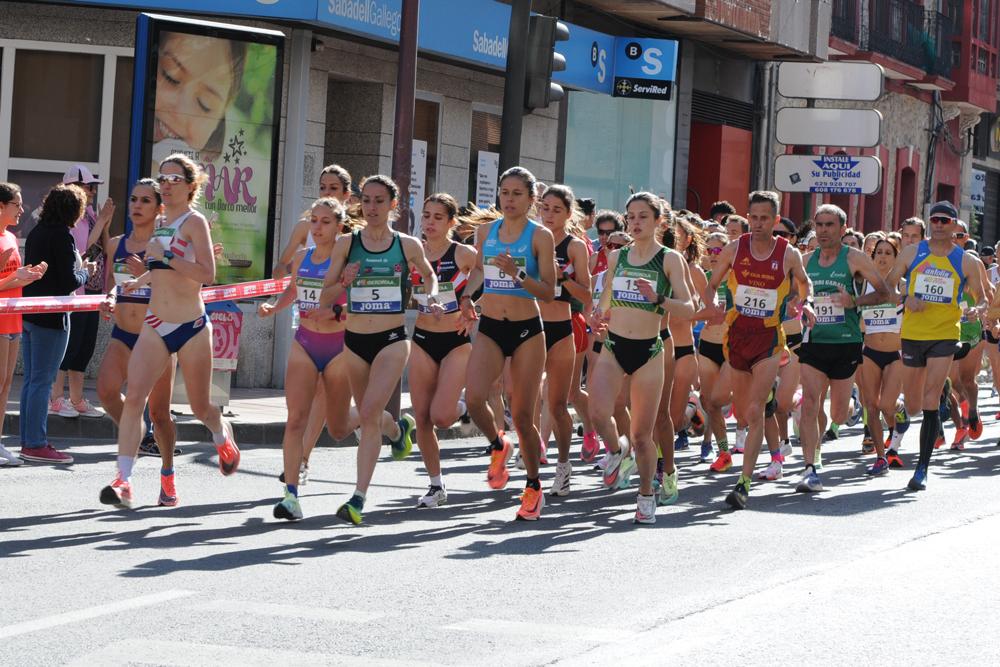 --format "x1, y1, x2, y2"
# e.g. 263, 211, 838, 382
414, 98, 439, 196
979, 0, 992, 41
468, 109, 501, 206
